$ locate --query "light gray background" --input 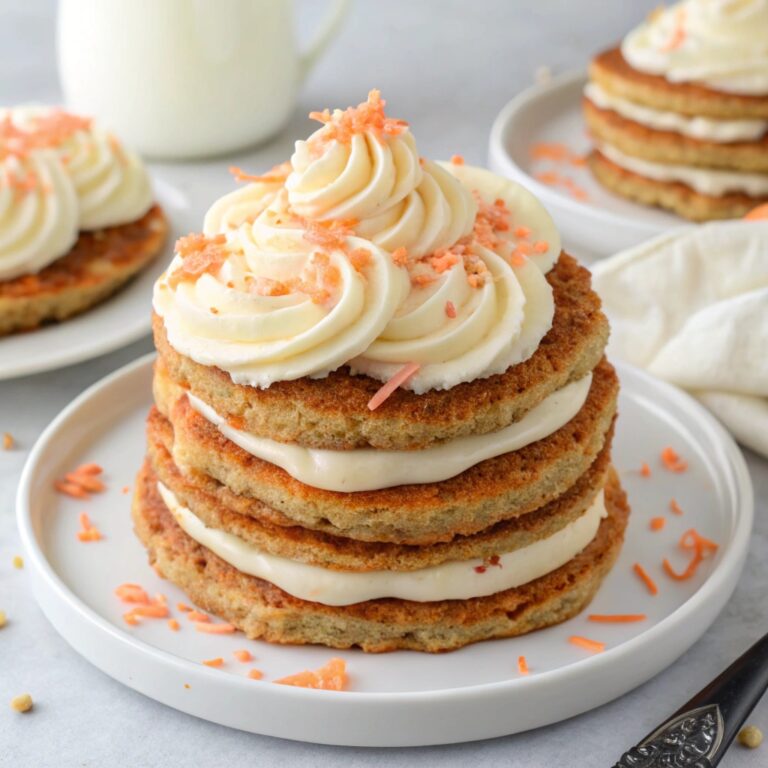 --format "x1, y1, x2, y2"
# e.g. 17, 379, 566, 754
1, 1, 766, 765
